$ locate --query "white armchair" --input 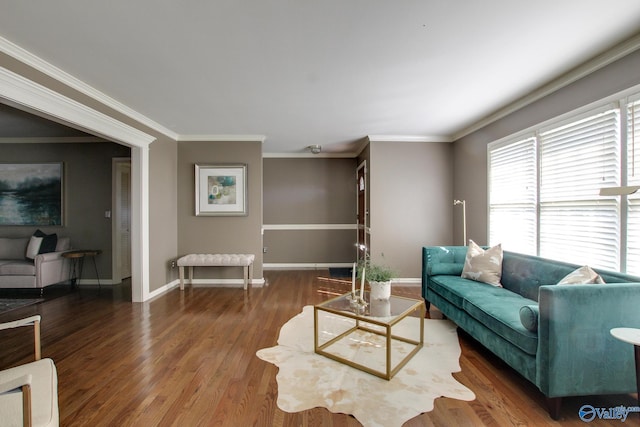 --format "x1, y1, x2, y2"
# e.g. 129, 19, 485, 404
0, 315, 59, 427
